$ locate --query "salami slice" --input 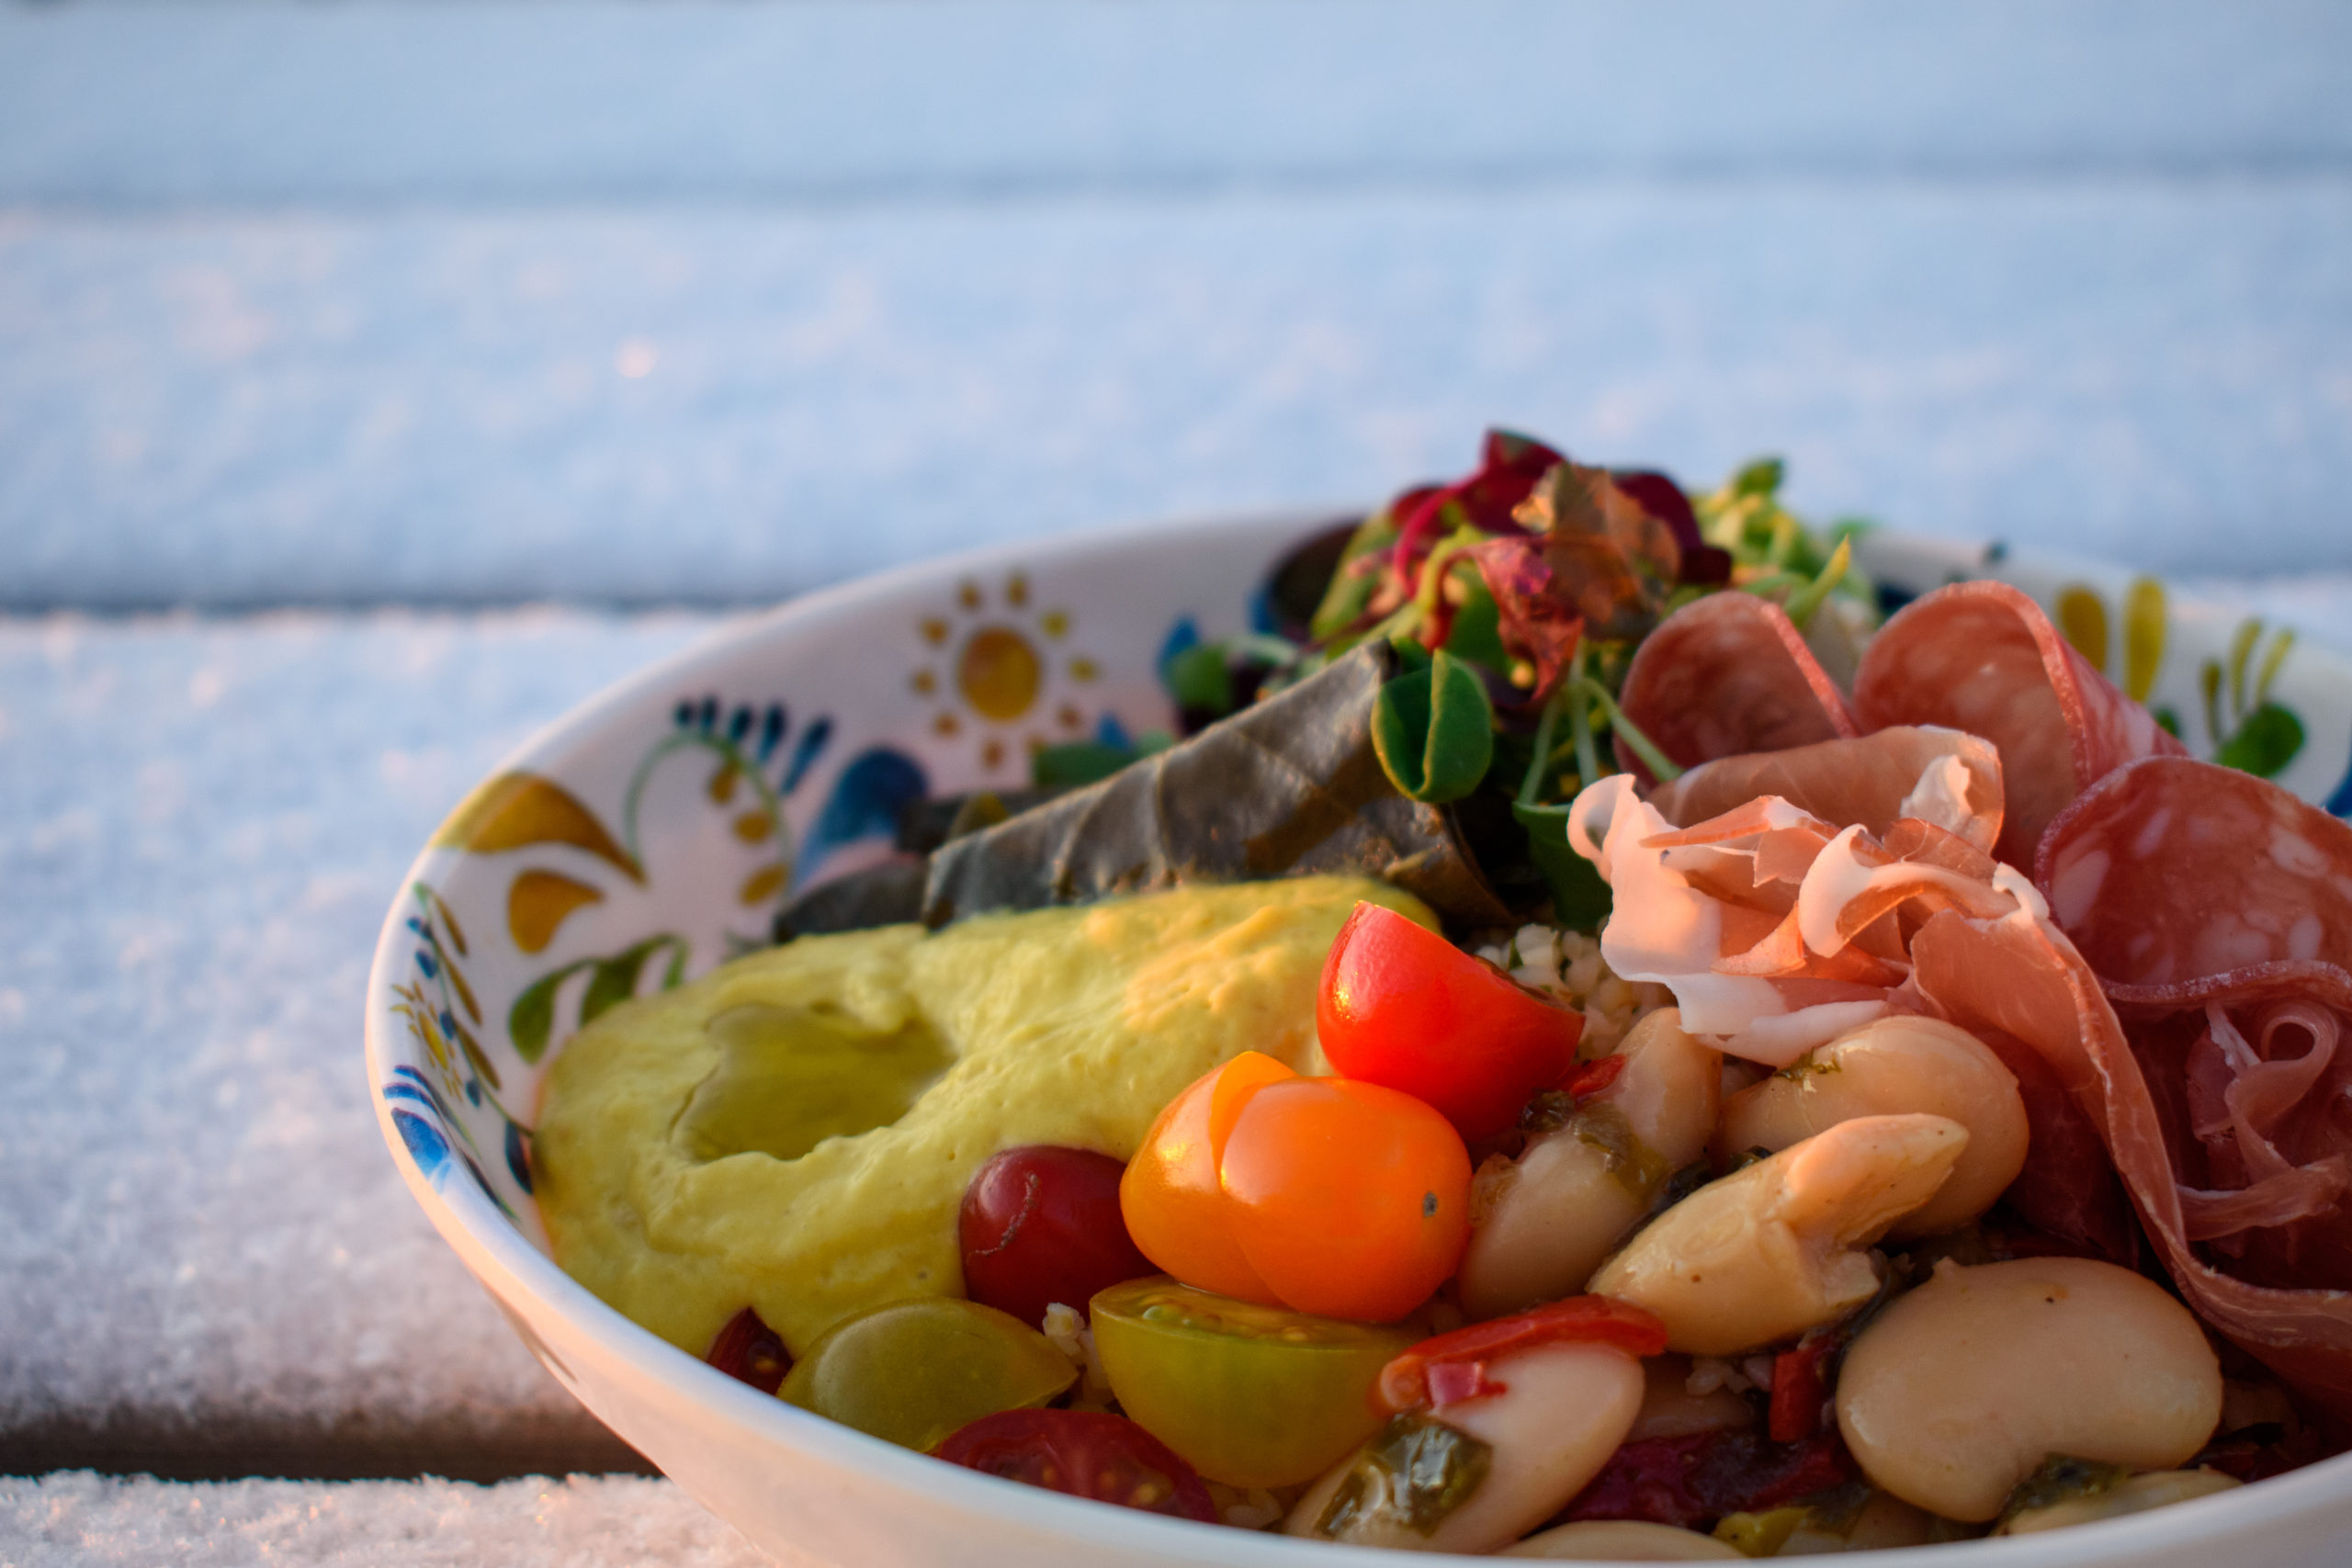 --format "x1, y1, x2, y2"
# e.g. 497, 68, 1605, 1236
2039, 757, 2352, 992
1647, 725, 2003, 853
2039, 756, 2352, 1310
1614, 592, 1859, 784
1852, 581, 2182, 869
